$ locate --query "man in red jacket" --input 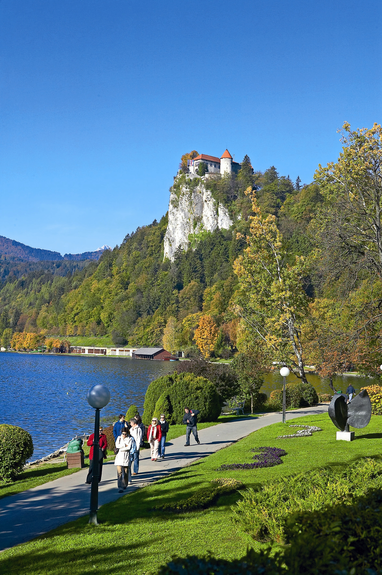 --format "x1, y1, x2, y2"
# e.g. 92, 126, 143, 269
86, 427, 108, 484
